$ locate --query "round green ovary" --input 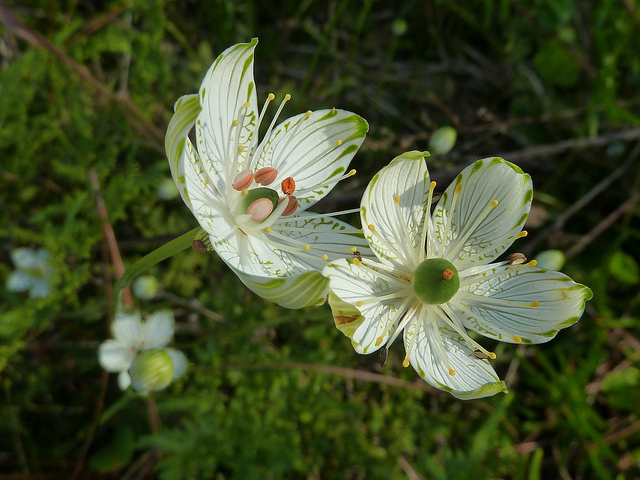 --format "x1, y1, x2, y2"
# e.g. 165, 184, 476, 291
242, 187, 279, 211
412, 258, 460, 305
